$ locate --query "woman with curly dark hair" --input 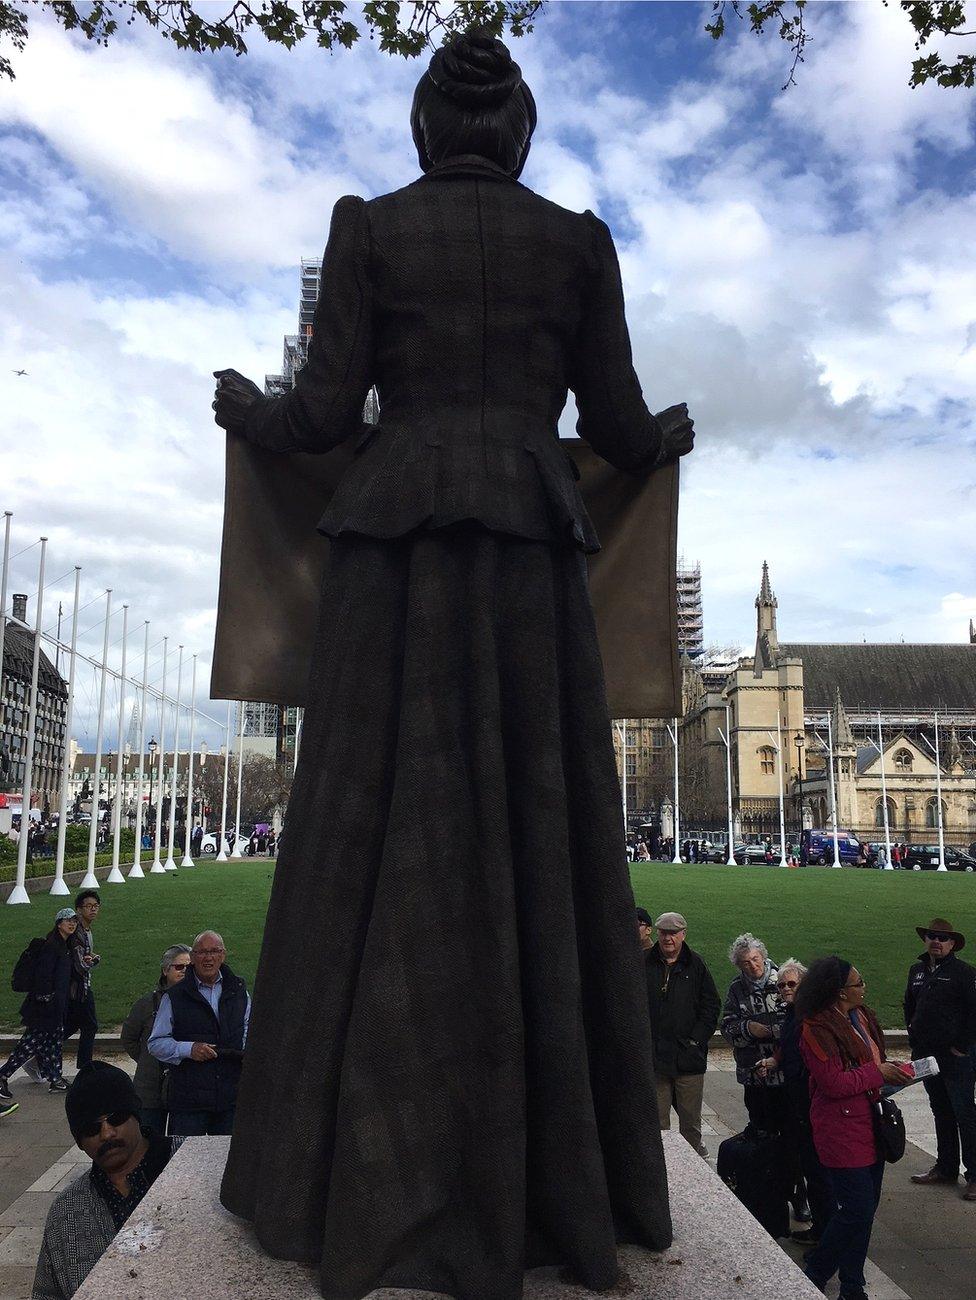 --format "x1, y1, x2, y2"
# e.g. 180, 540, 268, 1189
796, 957, 909, 1299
